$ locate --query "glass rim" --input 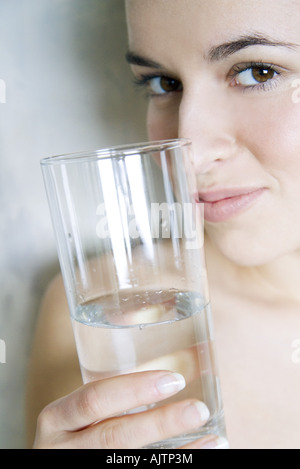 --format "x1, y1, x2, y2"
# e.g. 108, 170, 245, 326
40, 138, 192, 166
